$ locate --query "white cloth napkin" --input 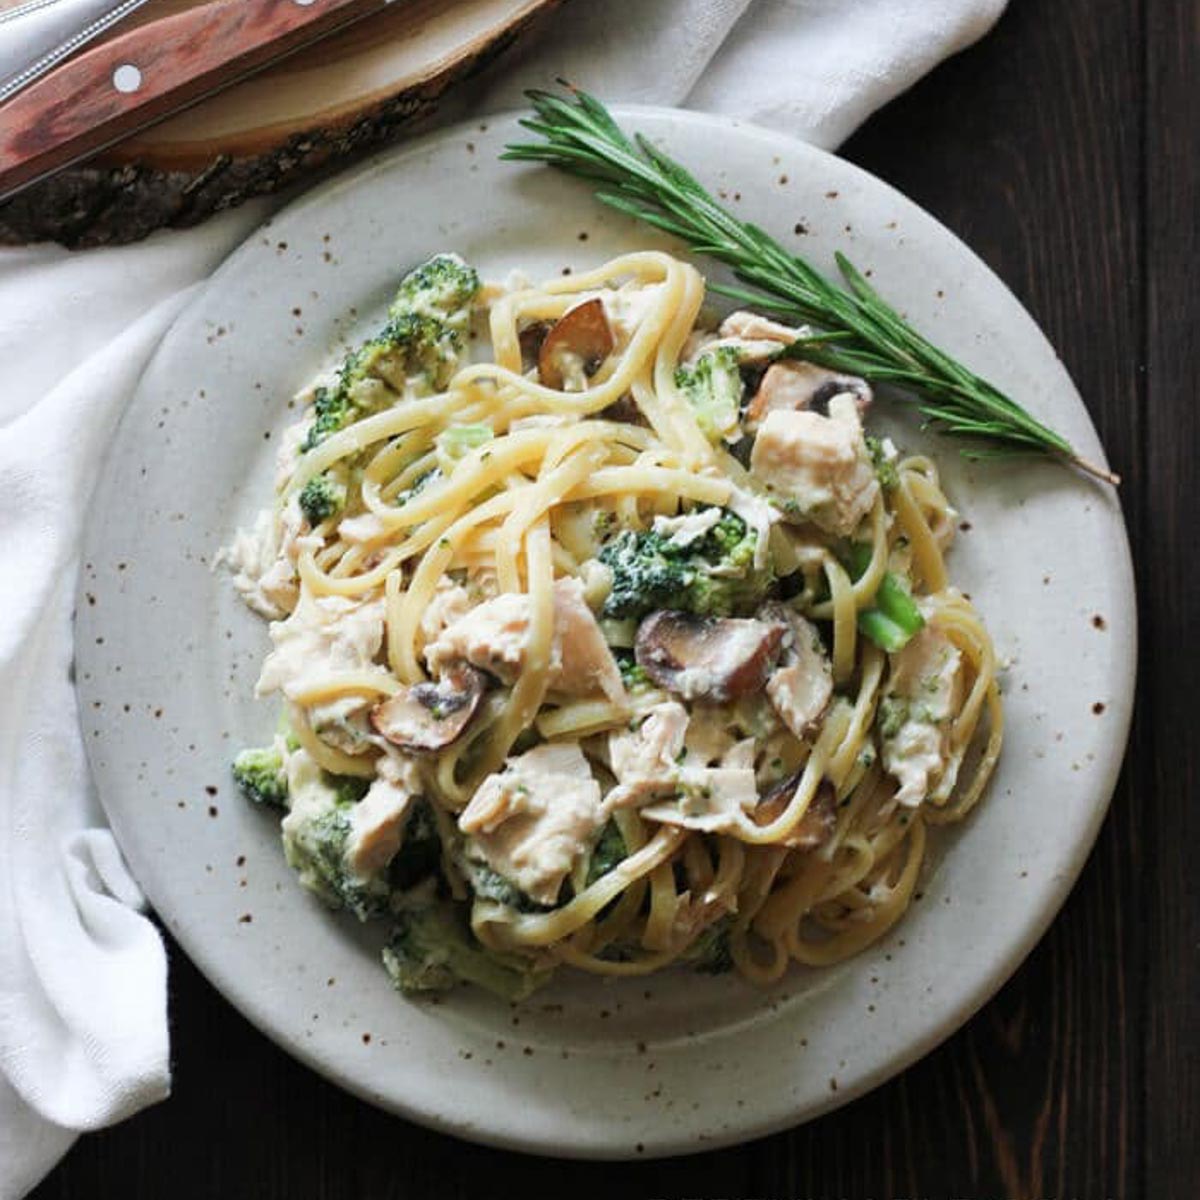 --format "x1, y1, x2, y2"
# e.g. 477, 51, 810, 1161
0, 0, 1005, 1194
